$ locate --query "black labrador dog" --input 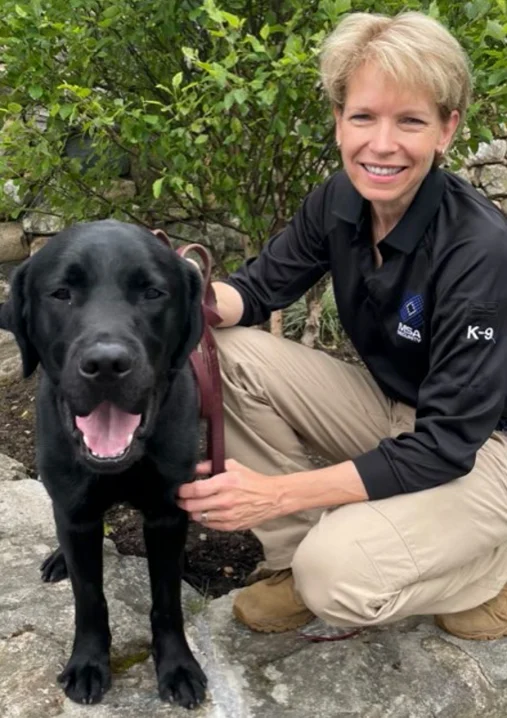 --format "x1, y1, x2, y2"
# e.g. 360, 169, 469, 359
0, 220, 207, 707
